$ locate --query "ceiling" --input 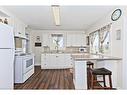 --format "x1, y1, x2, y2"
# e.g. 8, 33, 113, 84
3, 6, 115, 30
